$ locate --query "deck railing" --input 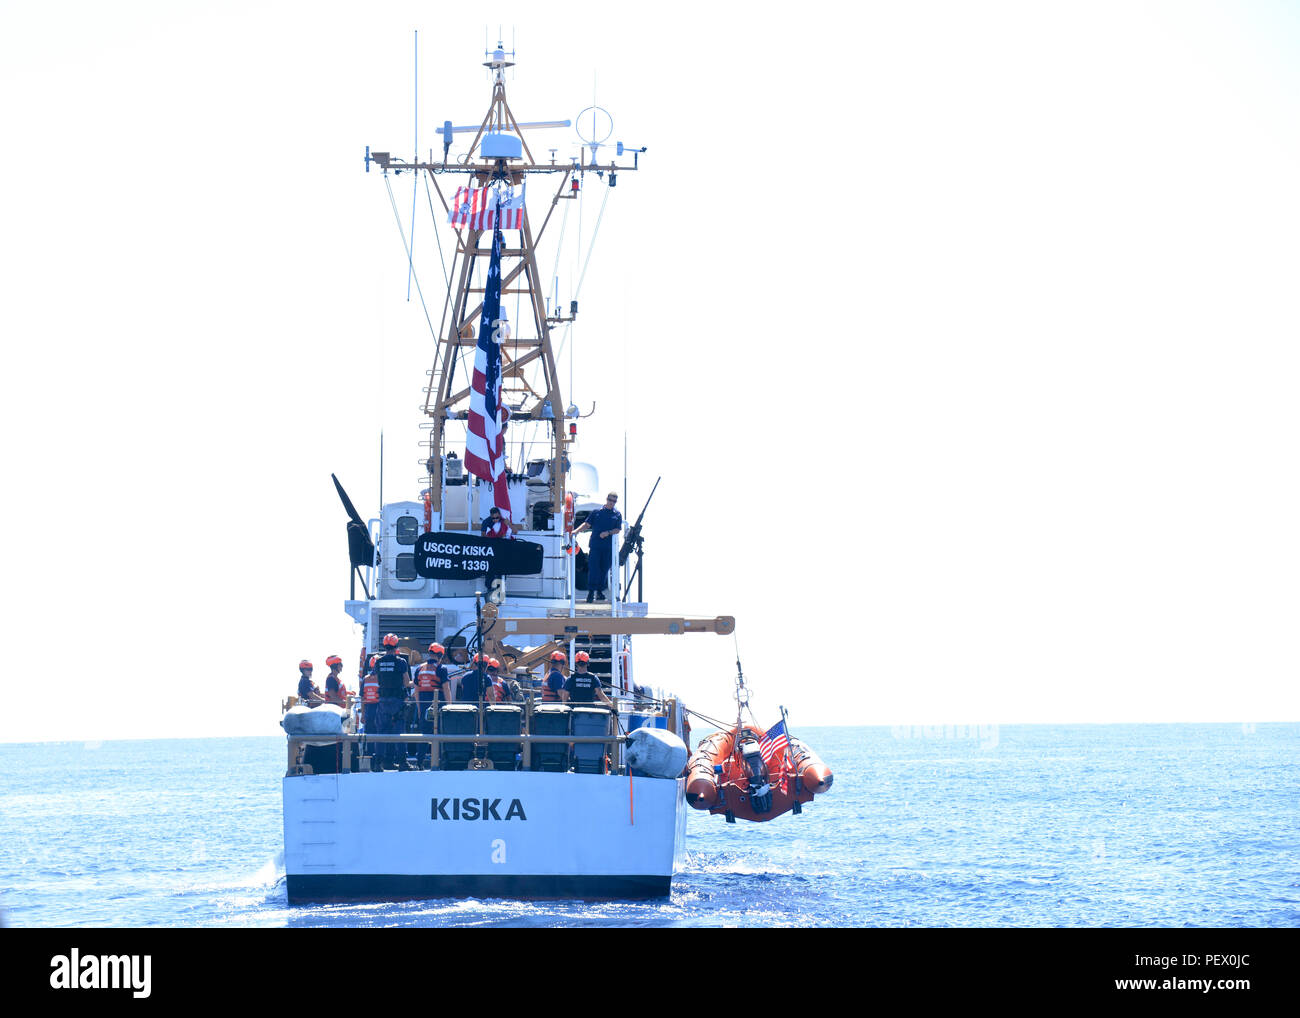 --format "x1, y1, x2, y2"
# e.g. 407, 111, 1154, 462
284, 693, 678, 776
